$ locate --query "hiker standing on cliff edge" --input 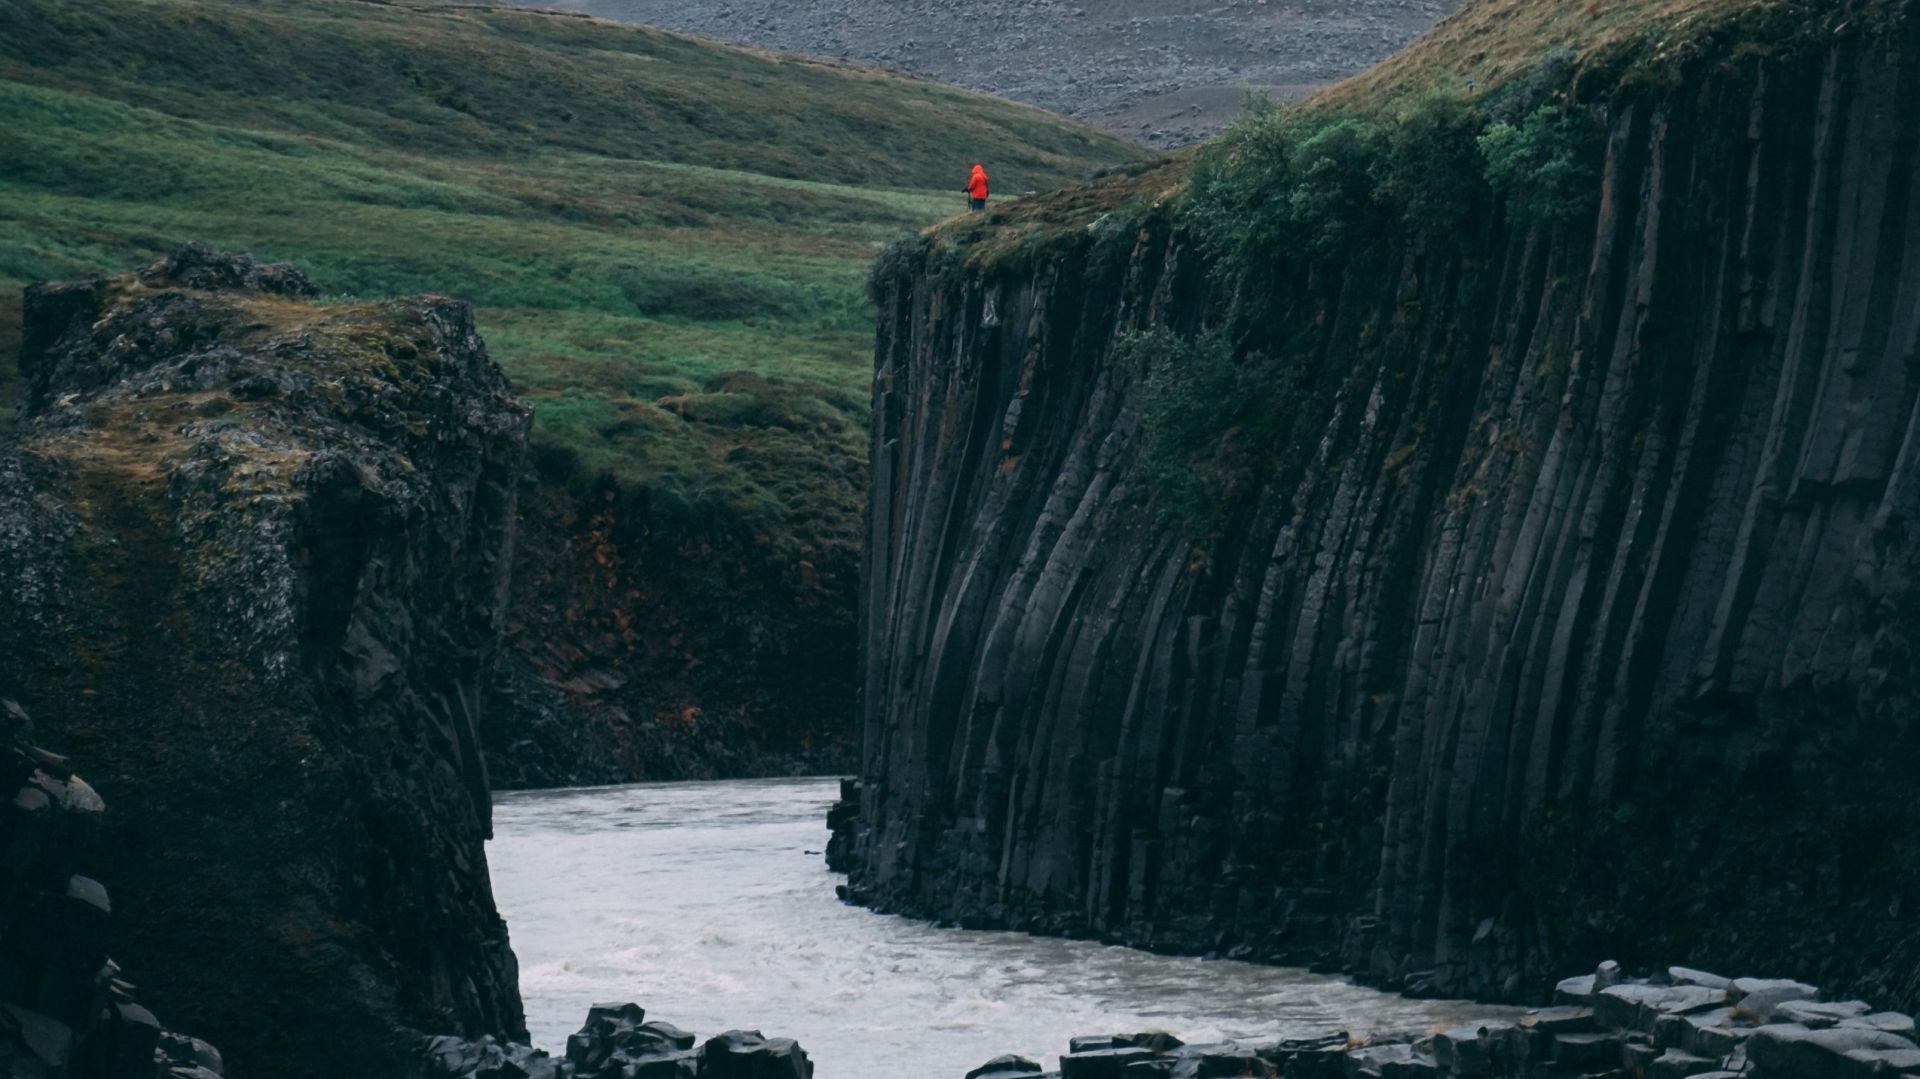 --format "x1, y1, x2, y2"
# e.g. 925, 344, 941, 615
965, 163, 989, 212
